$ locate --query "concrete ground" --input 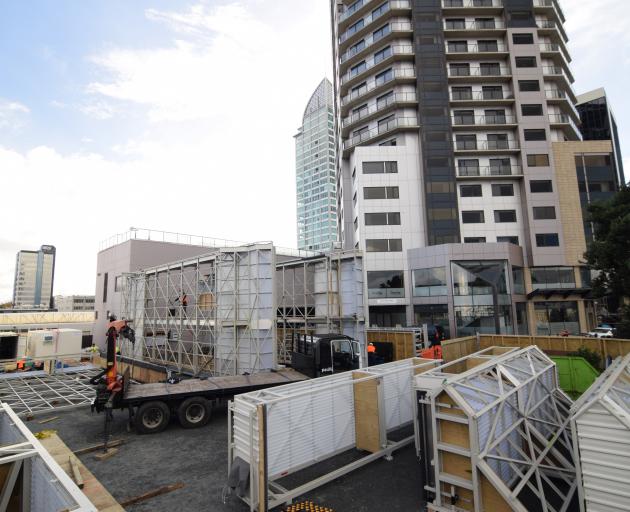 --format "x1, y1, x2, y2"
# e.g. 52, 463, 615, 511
26, 404, 424, 512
